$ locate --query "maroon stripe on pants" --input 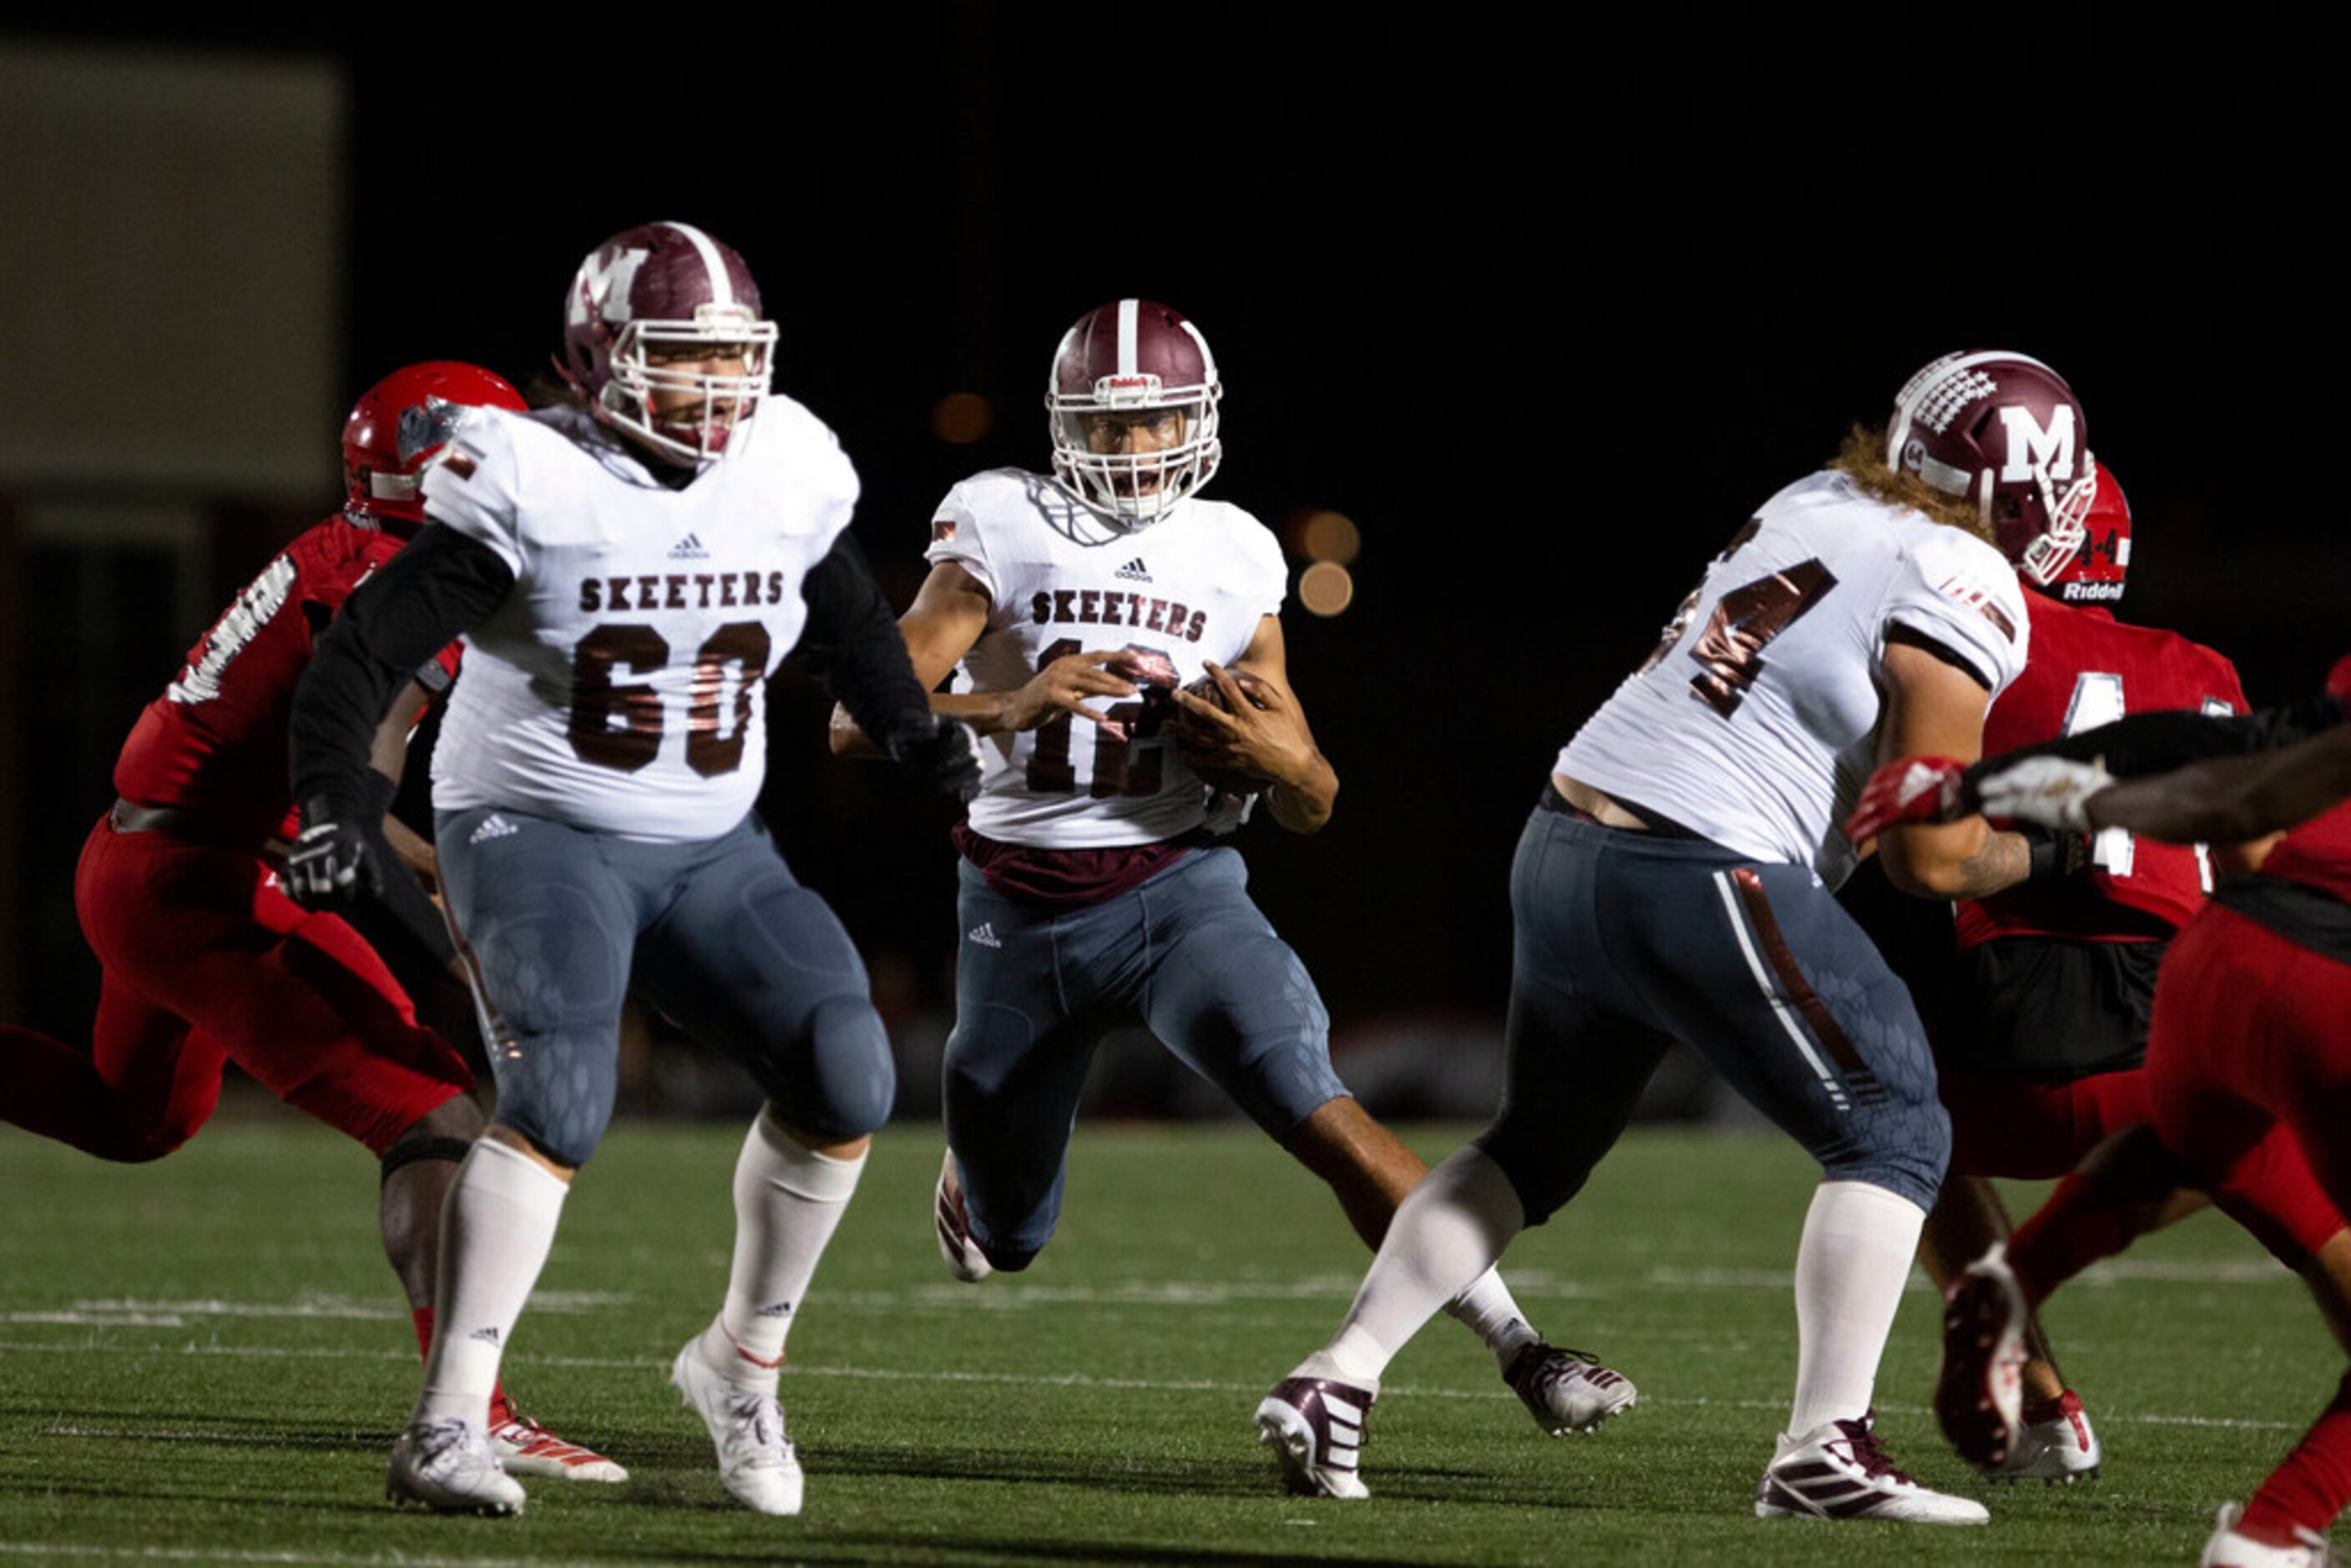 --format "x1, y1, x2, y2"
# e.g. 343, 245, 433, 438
1730, 868, 1886, 1105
